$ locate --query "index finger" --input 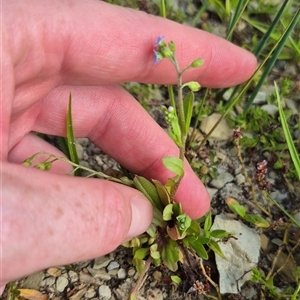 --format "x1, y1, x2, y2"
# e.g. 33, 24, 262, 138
8, 0, 257, 89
